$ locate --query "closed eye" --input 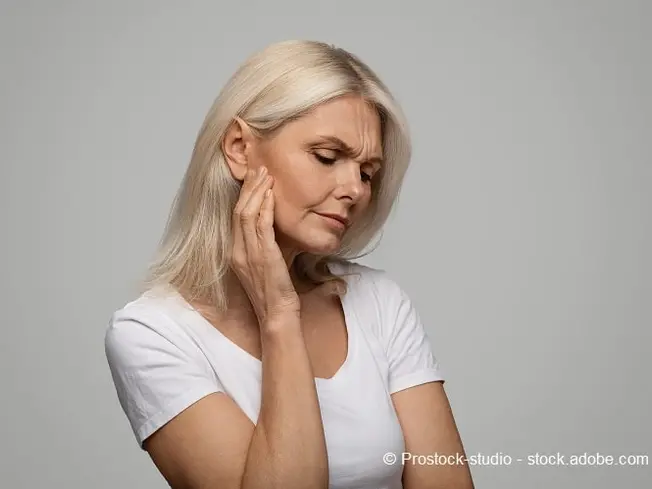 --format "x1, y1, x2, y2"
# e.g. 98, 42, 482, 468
313, 153, 336, 165
312, 153, 374, 183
